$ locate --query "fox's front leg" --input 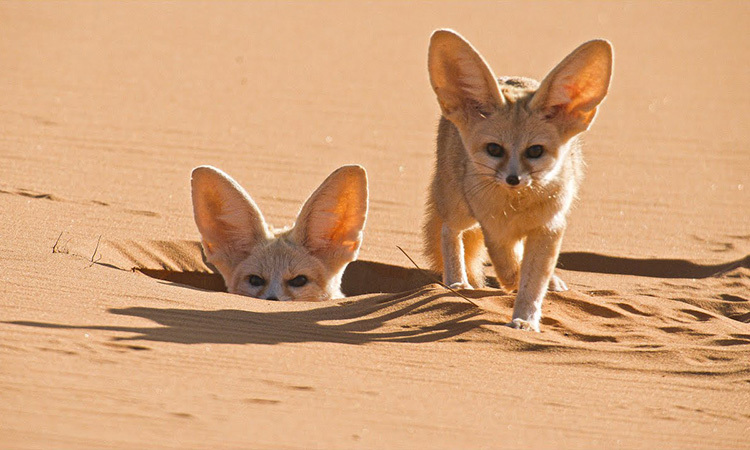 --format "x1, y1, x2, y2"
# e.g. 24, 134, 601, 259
441, 224, 471, 289
510, 228, 565, 332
